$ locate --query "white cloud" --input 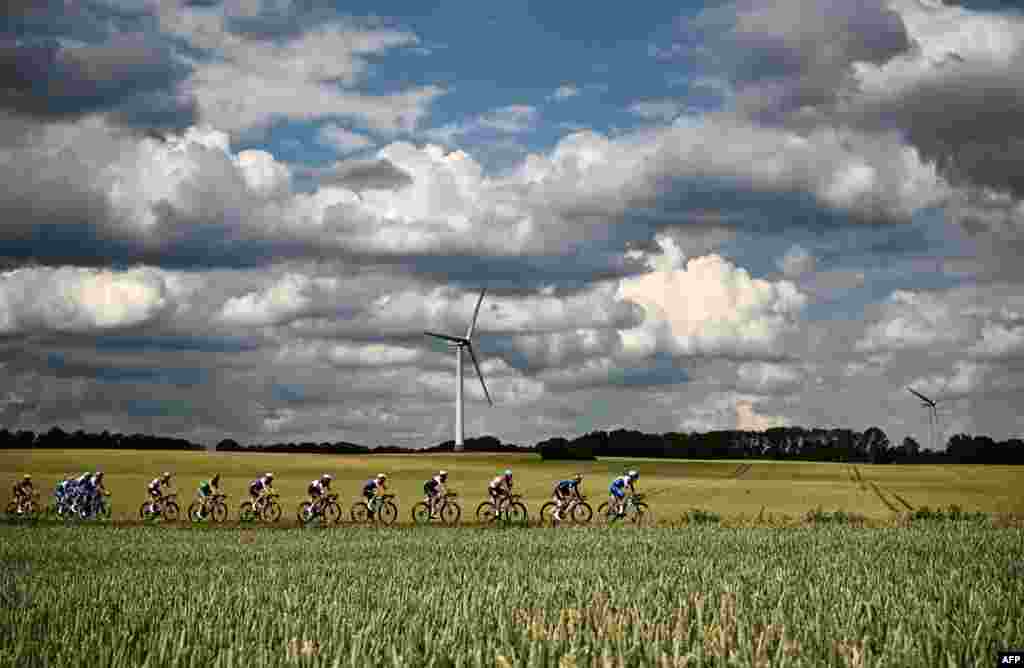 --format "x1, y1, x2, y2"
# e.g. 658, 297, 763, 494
317, 124, 375, 155
628, 99, 684, 122
219, 273, 341, 327
0, 267, 188, 335
549, 84, 580, 101
736, 361, 805, 395
618, 236, 807, 359
778, 245, 817, 278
